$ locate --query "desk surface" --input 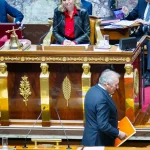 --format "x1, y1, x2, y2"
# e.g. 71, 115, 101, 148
0, 45, 141, 64
3, 145, 150, 150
